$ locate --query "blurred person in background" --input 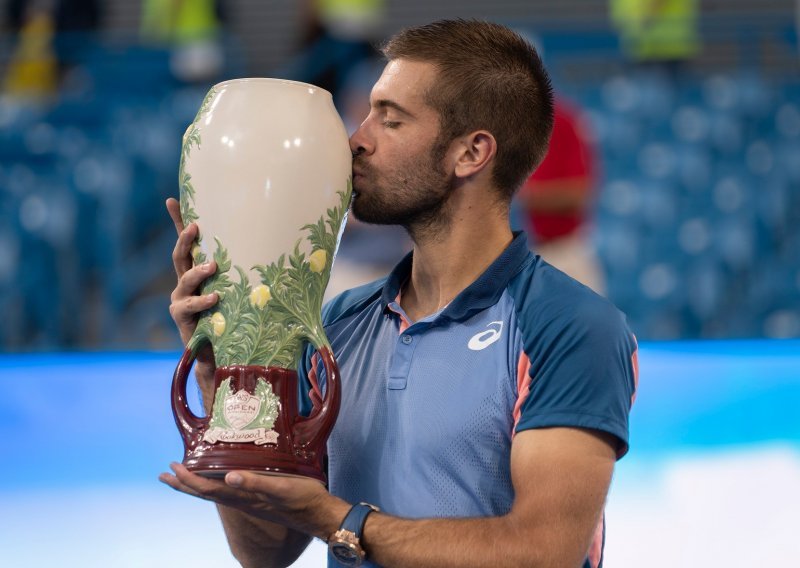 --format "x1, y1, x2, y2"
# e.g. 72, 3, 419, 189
3, 0, 102, 97
140, 0, 227, 83
282, 0, 385, 103
610, 0, 700, 75
162, 19, 637, 568
516, 96, 606, 294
